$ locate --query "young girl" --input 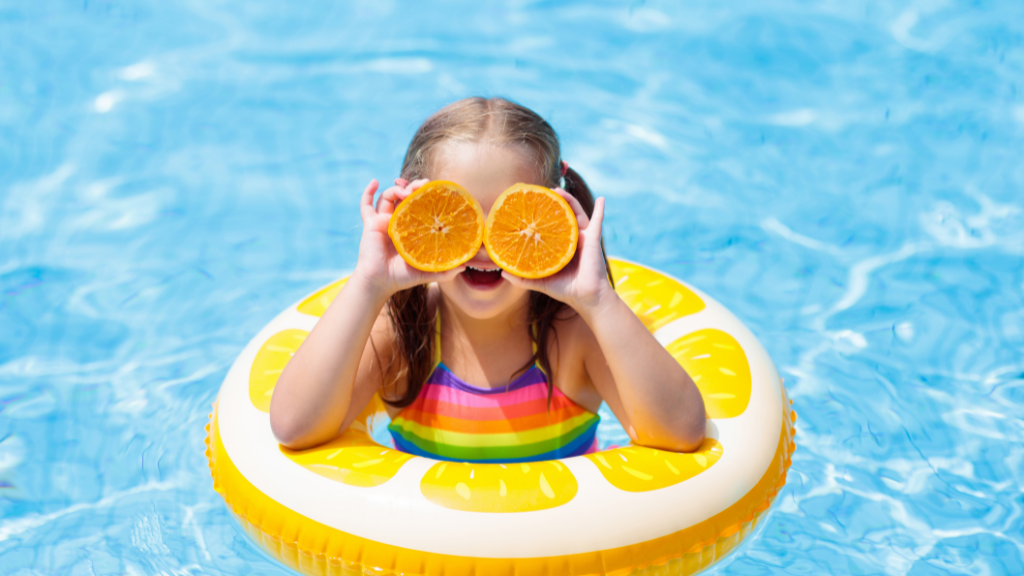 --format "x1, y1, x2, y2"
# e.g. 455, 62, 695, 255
269, 97, 706, 461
